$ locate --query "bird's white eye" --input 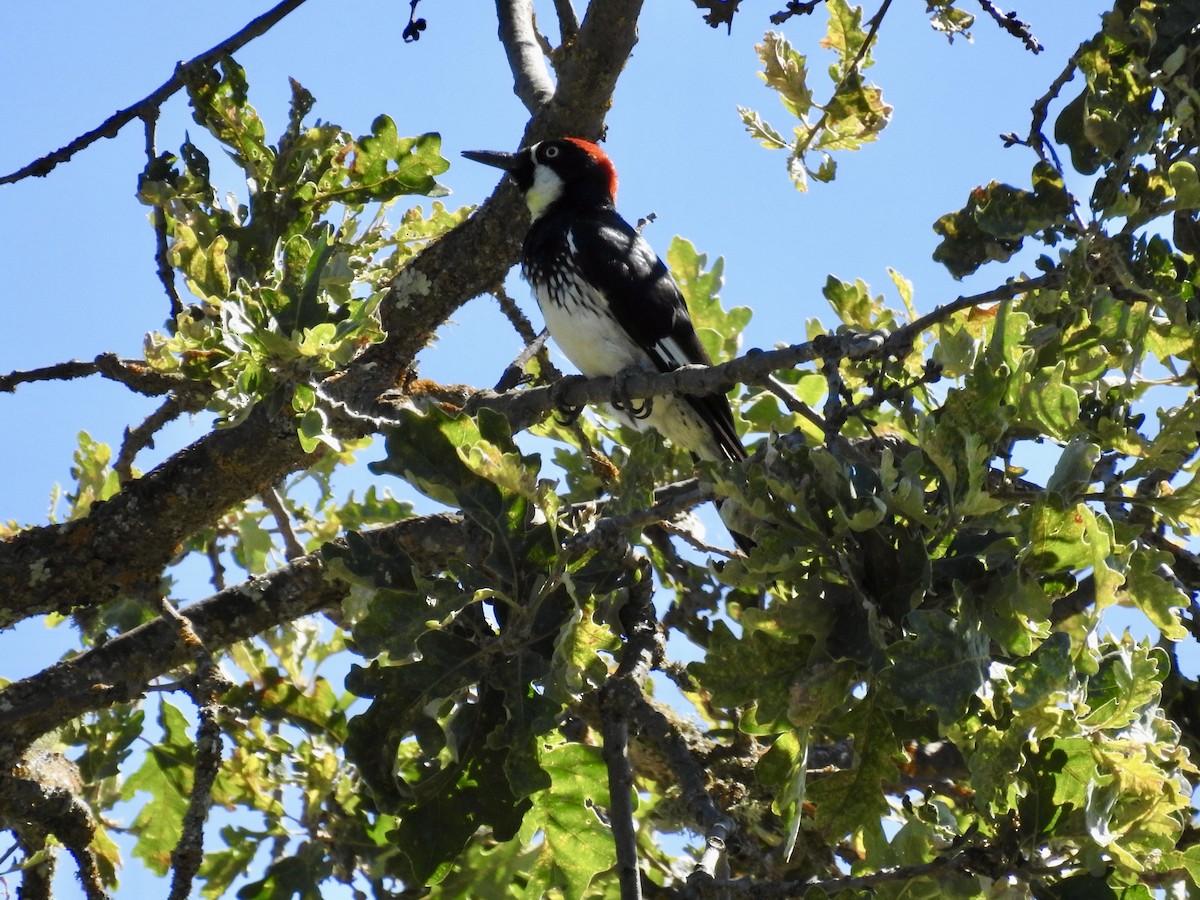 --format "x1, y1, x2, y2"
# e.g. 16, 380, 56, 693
544, 145, 560, 159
